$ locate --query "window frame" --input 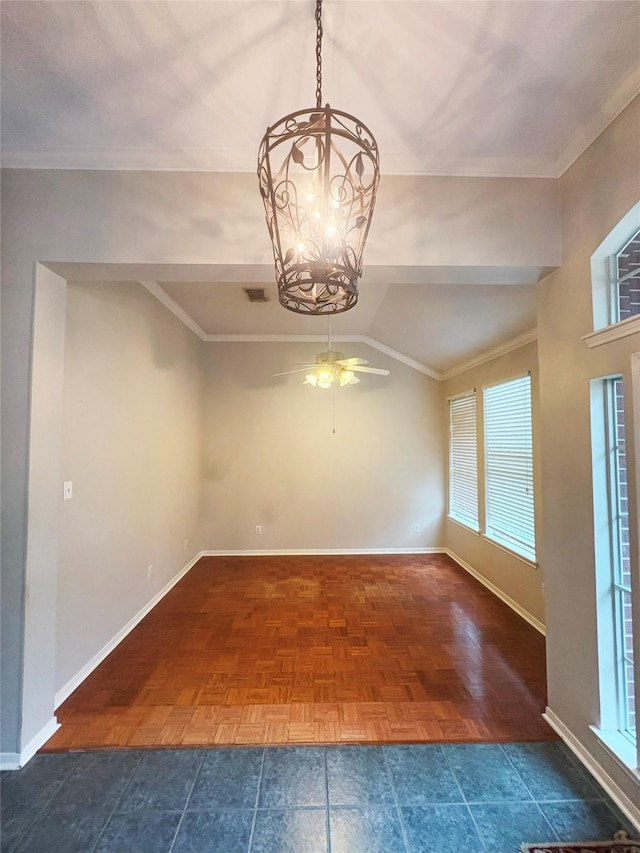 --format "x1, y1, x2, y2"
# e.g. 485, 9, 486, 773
588, 201, 640, 341
591, 371, 639, 777
611, 228, 640, 326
